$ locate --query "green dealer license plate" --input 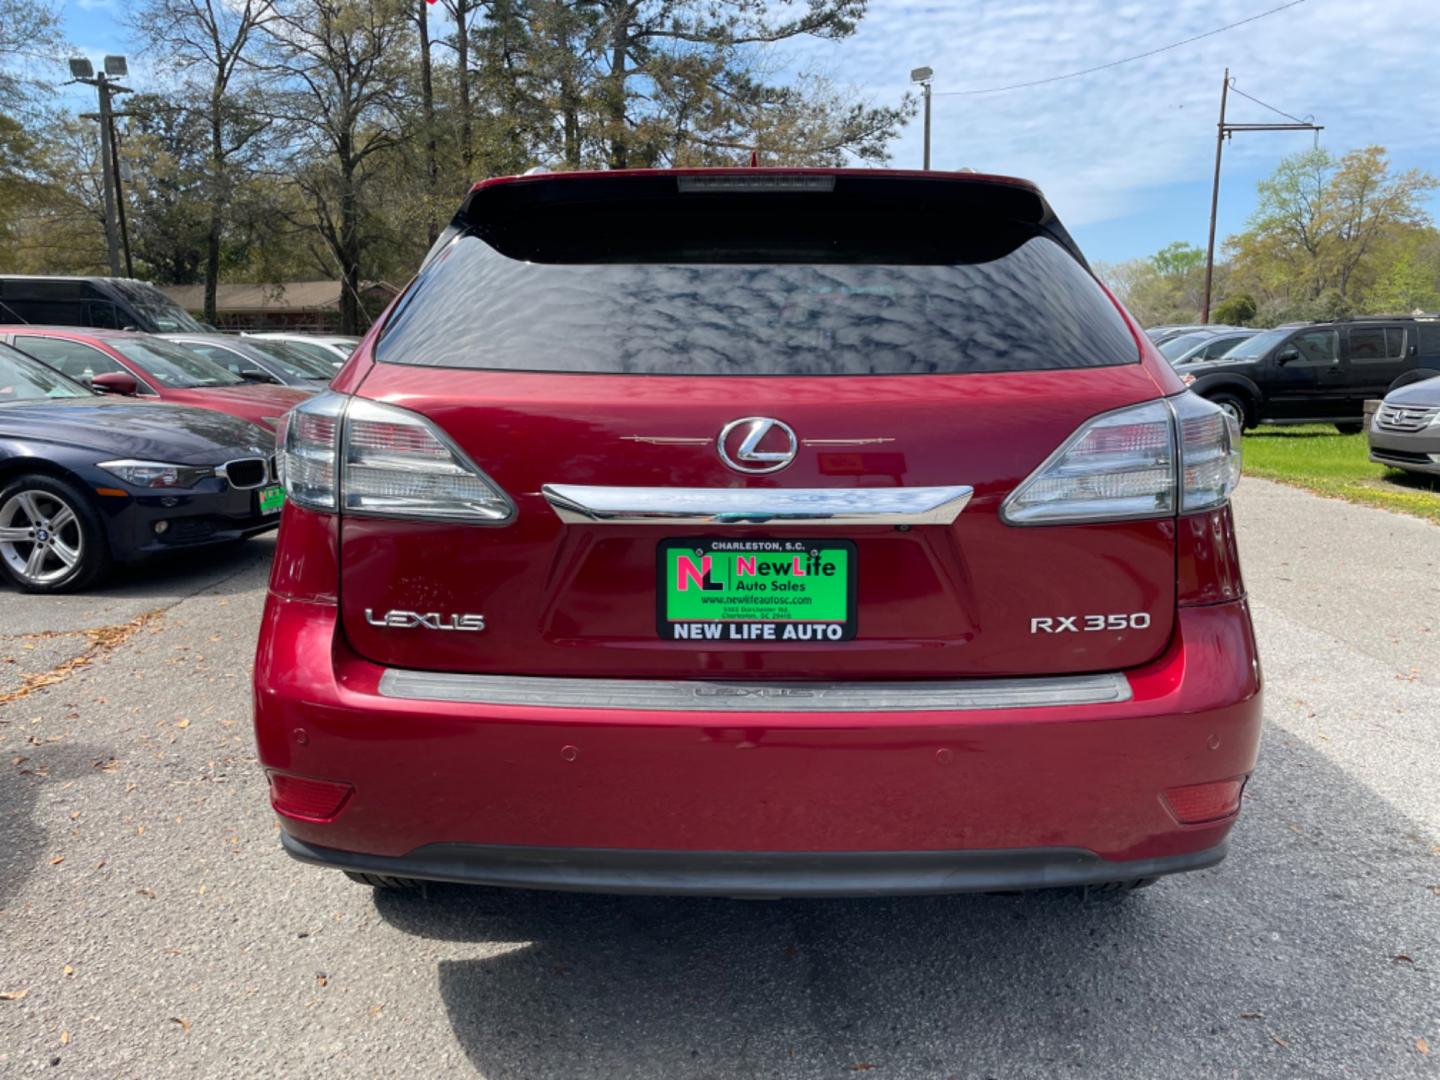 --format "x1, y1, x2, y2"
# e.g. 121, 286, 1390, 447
258, 485, 286, 515
658, 538, 857, 642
